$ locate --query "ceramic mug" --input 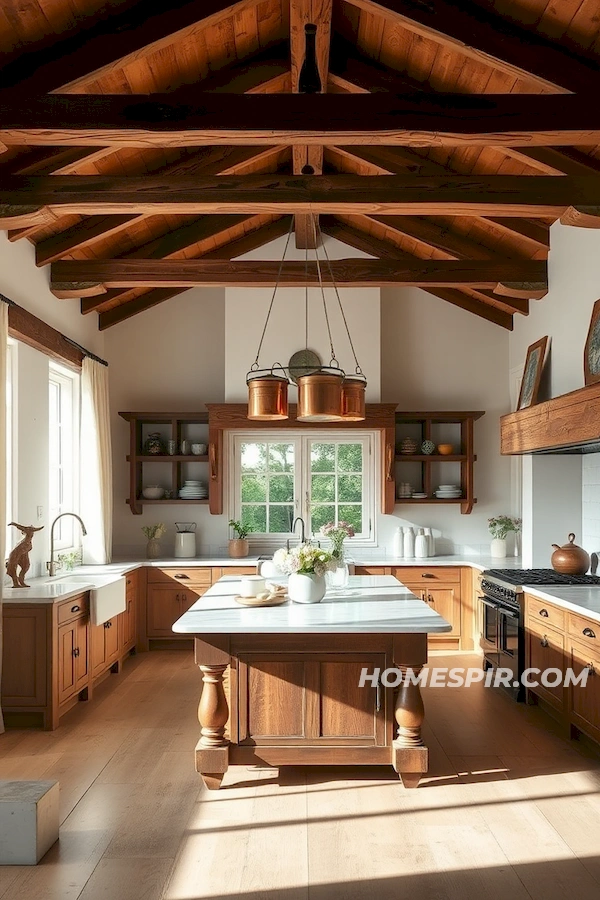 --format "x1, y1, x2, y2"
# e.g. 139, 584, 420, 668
191, 443, 207, 455
239, 575, 266, 597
